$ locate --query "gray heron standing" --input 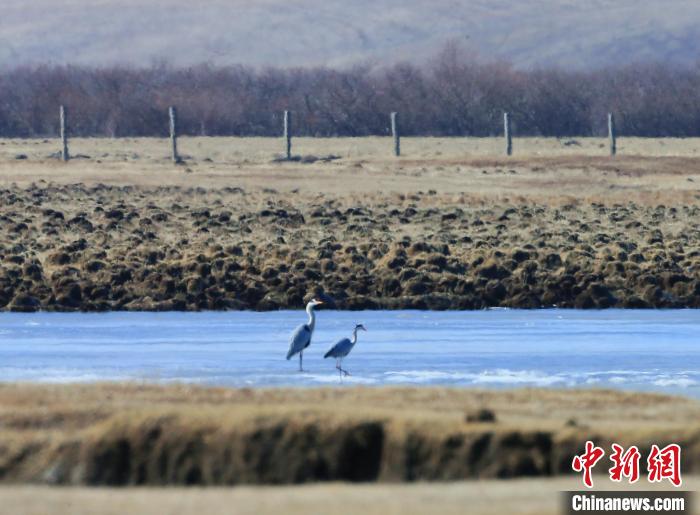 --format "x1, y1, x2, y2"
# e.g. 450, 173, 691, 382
324, 324, 367, 377
287, 298, 323, 371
